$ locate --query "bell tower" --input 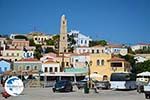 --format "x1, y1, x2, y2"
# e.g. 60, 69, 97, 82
59, 15, 68, 54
